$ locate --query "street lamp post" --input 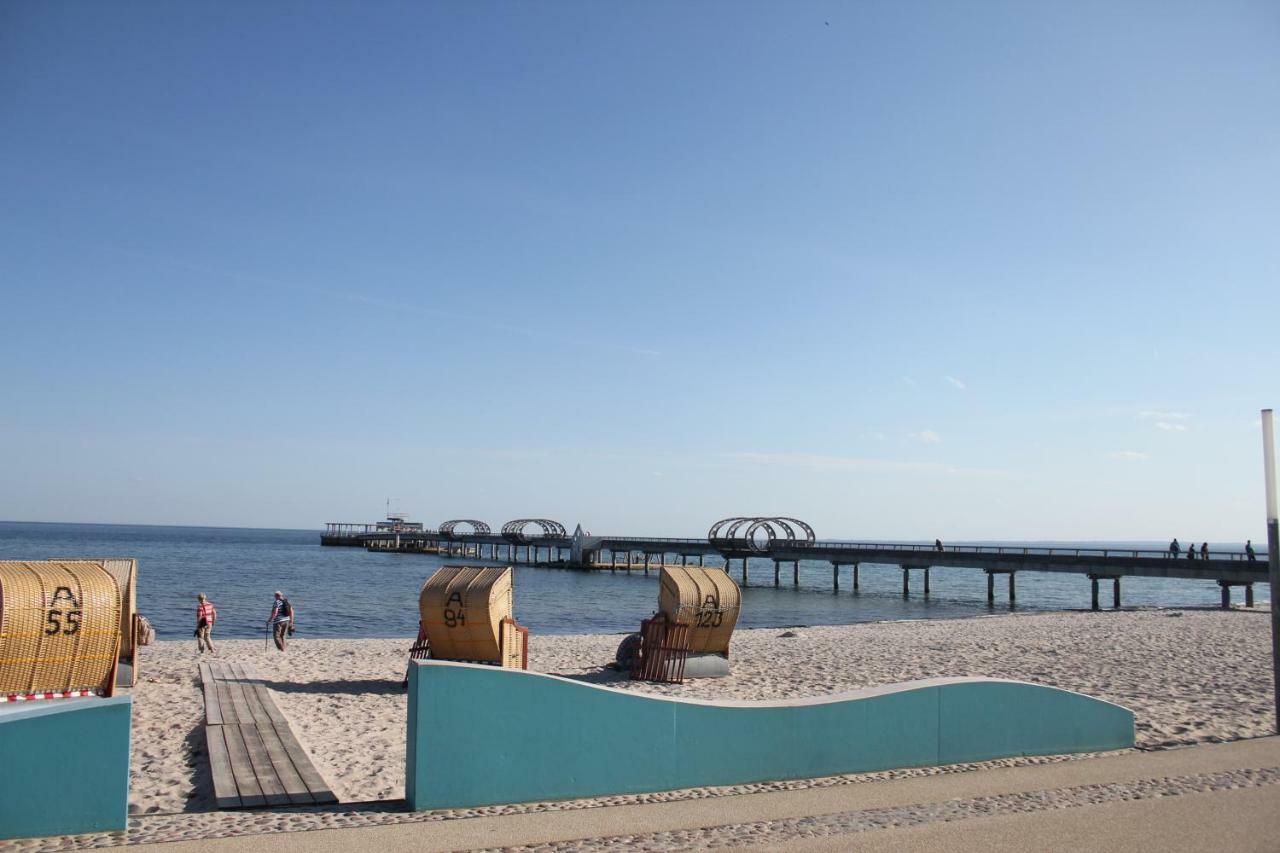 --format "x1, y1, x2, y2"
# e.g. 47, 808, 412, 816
1262, 409, 1280, 732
